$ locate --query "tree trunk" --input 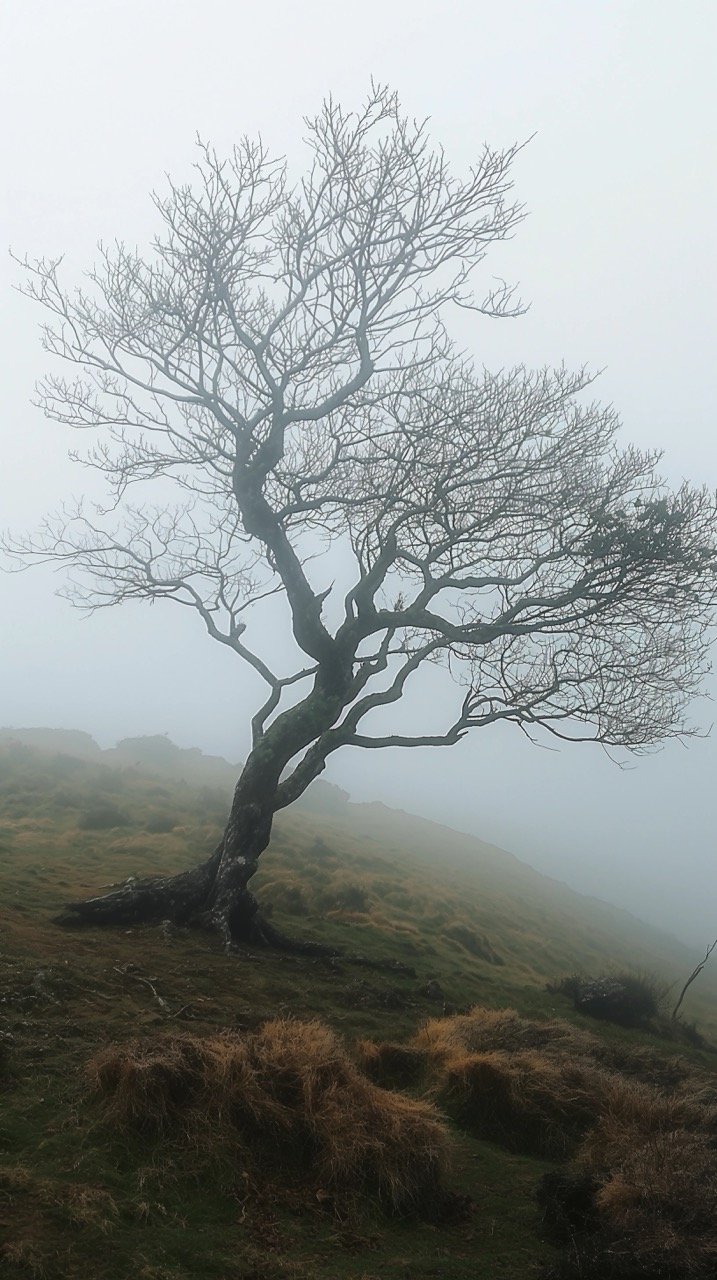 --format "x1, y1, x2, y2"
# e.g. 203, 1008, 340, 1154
55, 738, 333, 953
57, 665, 355, 949
56, 776, 275, 944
